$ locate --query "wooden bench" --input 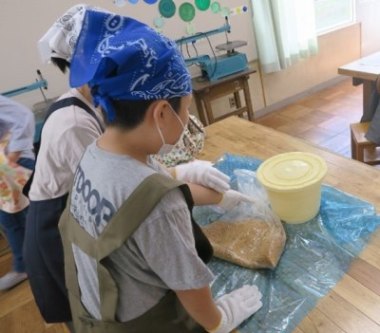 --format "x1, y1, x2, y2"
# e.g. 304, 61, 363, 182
350, 122, 380, 165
